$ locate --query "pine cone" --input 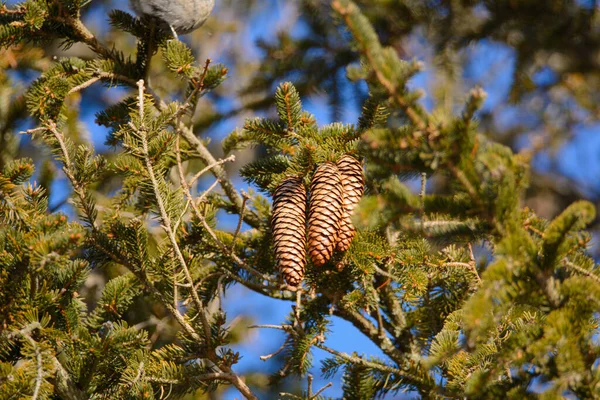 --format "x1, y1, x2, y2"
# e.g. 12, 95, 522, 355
308, 162, 344, 267
272, 177, 307, 286
336, 155, 365, 252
